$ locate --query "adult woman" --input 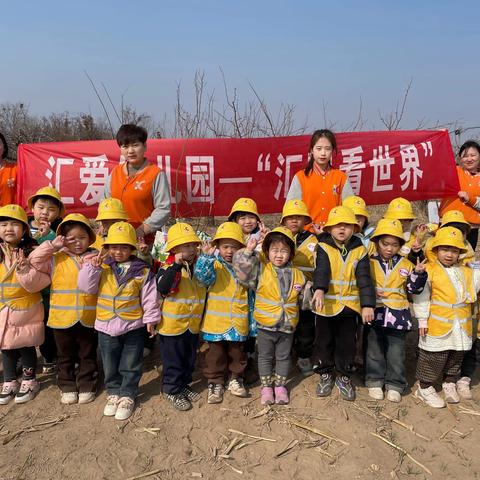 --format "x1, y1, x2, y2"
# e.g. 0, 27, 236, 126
0, 133, 17, 206
286, 129, 353, 230
439, 140, 480, 249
